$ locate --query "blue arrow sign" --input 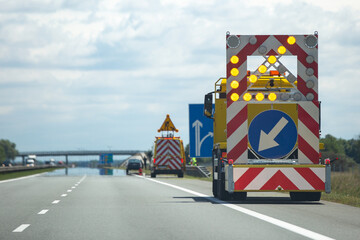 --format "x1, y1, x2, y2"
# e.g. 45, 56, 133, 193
248, 110, 297, 159
189, 104, 214, 158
